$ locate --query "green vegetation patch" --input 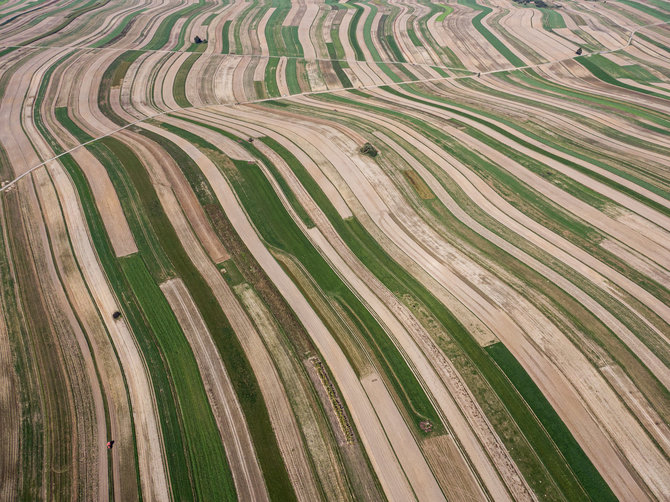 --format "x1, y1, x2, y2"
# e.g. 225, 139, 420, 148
173, 53, 201, 107
121, 254, 235, 501
457, 0, 526, 67
486, 343, 617, 501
